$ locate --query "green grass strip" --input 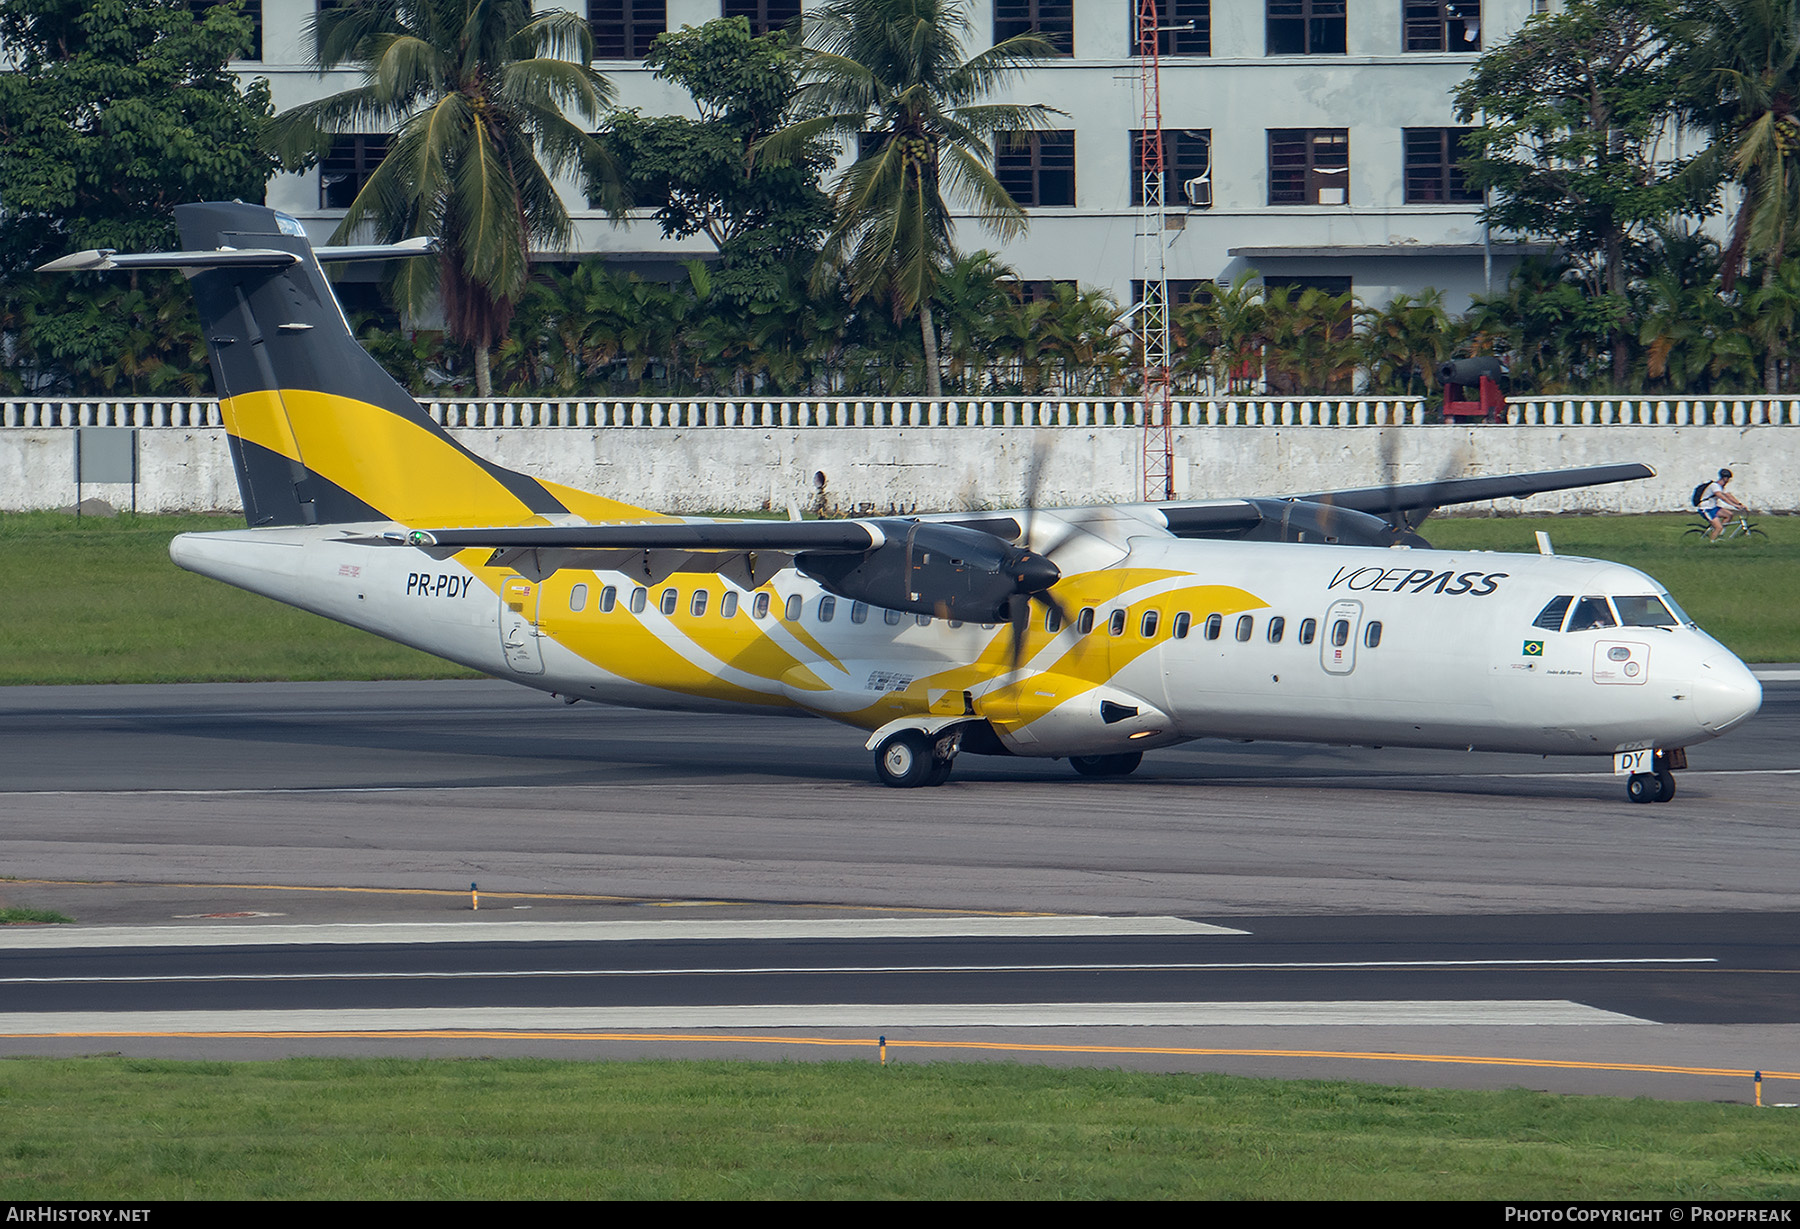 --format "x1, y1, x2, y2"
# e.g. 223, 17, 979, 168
0, 511, 1791, 685
0, 1057, 1796, 1199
